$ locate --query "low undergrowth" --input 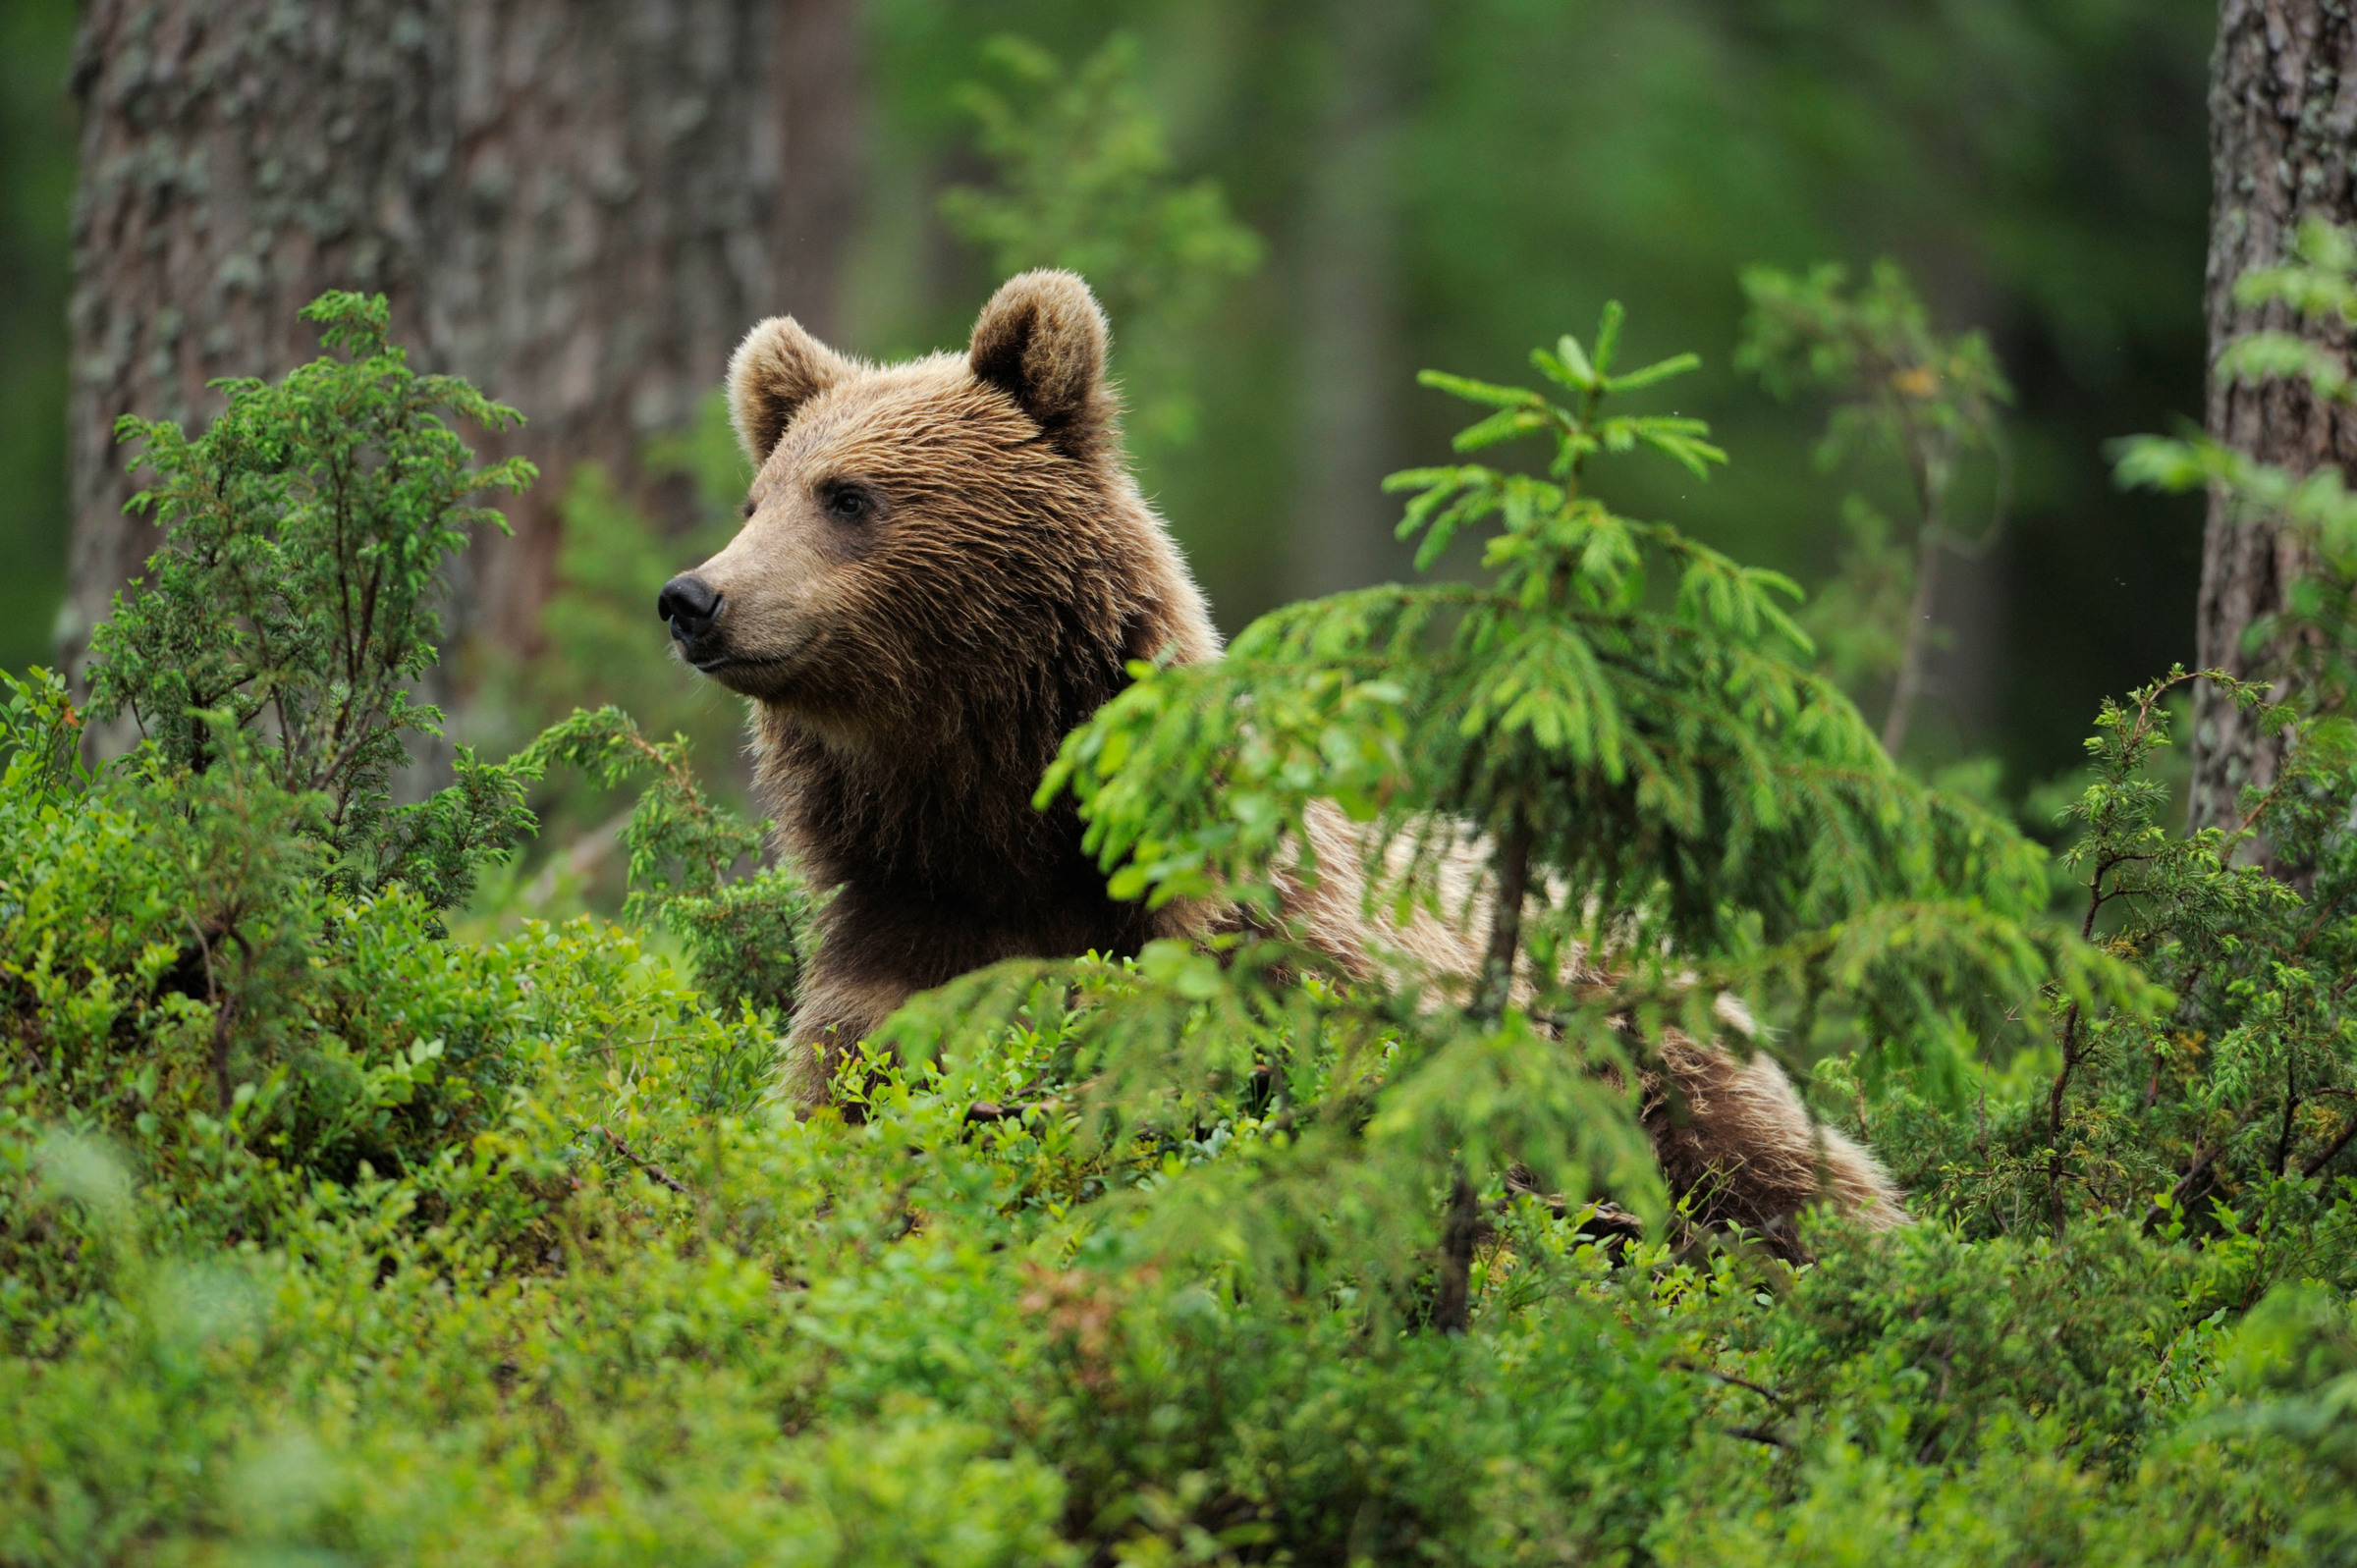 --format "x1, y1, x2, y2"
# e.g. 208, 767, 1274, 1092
9, 293, 2357, 1567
